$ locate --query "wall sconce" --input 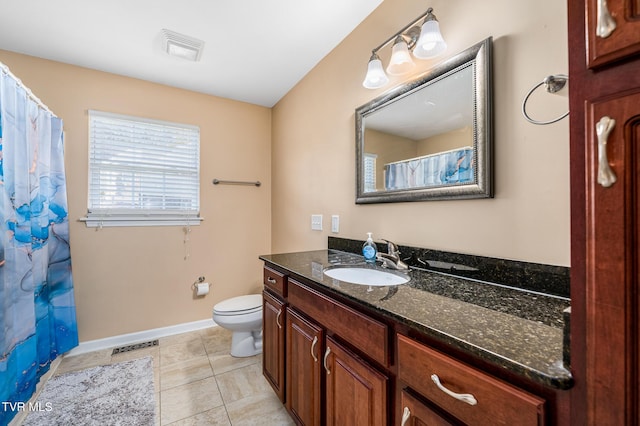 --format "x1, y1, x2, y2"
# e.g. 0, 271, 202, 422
363, 7, 447, 89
